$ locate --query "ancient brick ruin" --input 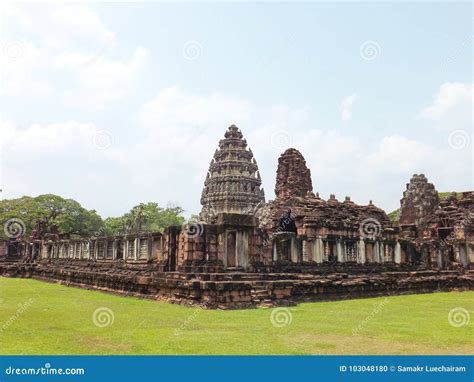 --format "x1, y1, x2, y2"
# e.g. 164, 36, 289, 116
1, 125, 473, 308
